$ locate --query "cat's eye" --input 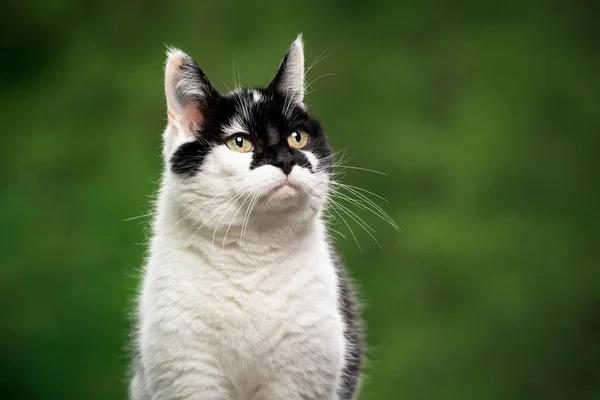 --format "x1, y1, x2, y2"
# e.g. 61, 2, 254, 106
287, 130, 309, 149
226, 135, 253, 153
